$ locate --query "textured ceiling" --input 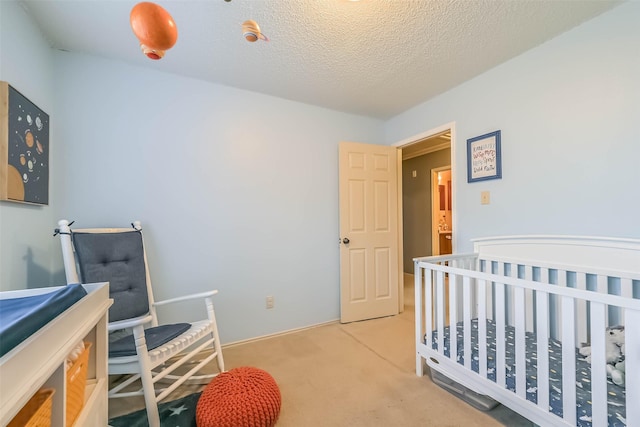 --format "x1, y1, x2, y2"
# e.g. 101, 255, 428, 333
20, 0, 621, 119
